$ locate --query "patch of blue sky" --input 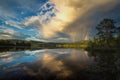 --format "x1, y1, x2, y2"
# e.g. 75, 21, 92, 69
0, 17, 6, 25
21, 29, 37, 36
38, 2, 56, 24
0, 20, 3, 25
39, 2, 55, 15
